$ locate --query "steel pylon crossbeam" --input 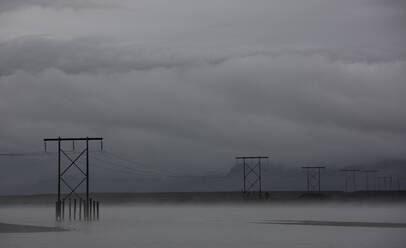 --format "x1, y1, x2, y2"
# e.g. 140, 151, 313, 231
247, 178, 260, 192
59, 148, 88, 201
61, 177, 85, 201
60, 148, 87, 176
246, 165, 259, 177
246, 164, 260, 192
